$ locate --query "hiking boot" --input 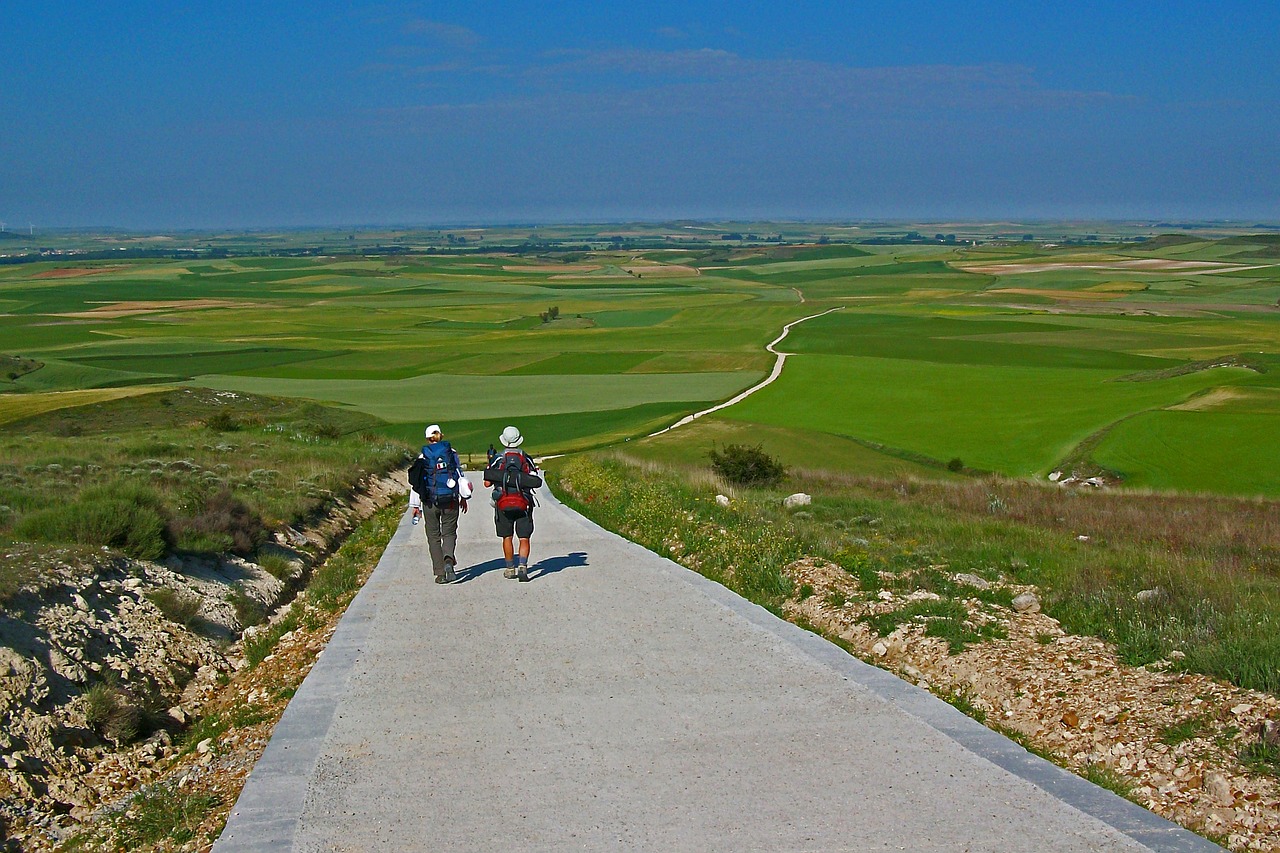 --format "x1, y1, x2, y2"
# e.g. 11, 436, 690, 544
442, 559, 456, 583
503, 565, 518, 579
517, 565, 529, 582
434, 574, 448, 584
